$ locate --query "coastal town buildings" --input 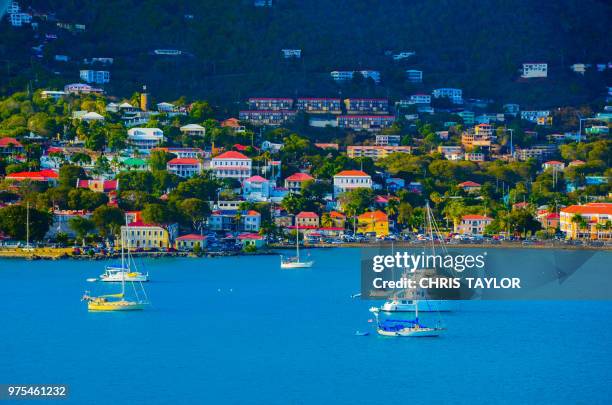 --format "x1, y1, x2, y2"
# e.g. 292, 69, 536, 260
560, 203, 612, 240
455, 215, 493, 236
121, 222, 179, 249
127, 128, 164, 152
211, 151, 252, 181
333, 170, 372, 196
